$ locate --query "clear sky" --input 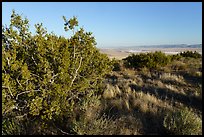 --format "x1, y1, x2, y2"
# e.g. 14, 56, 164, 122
2, 2, 202, 48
